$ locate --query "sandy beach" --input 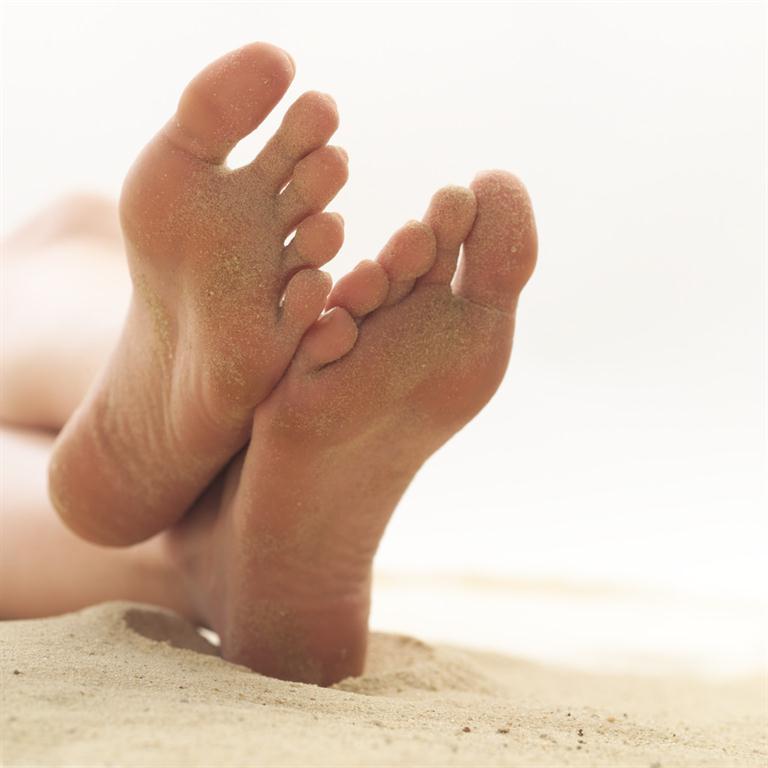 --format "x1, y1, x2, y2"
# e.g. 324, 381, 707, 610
2, 601, 765, 767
